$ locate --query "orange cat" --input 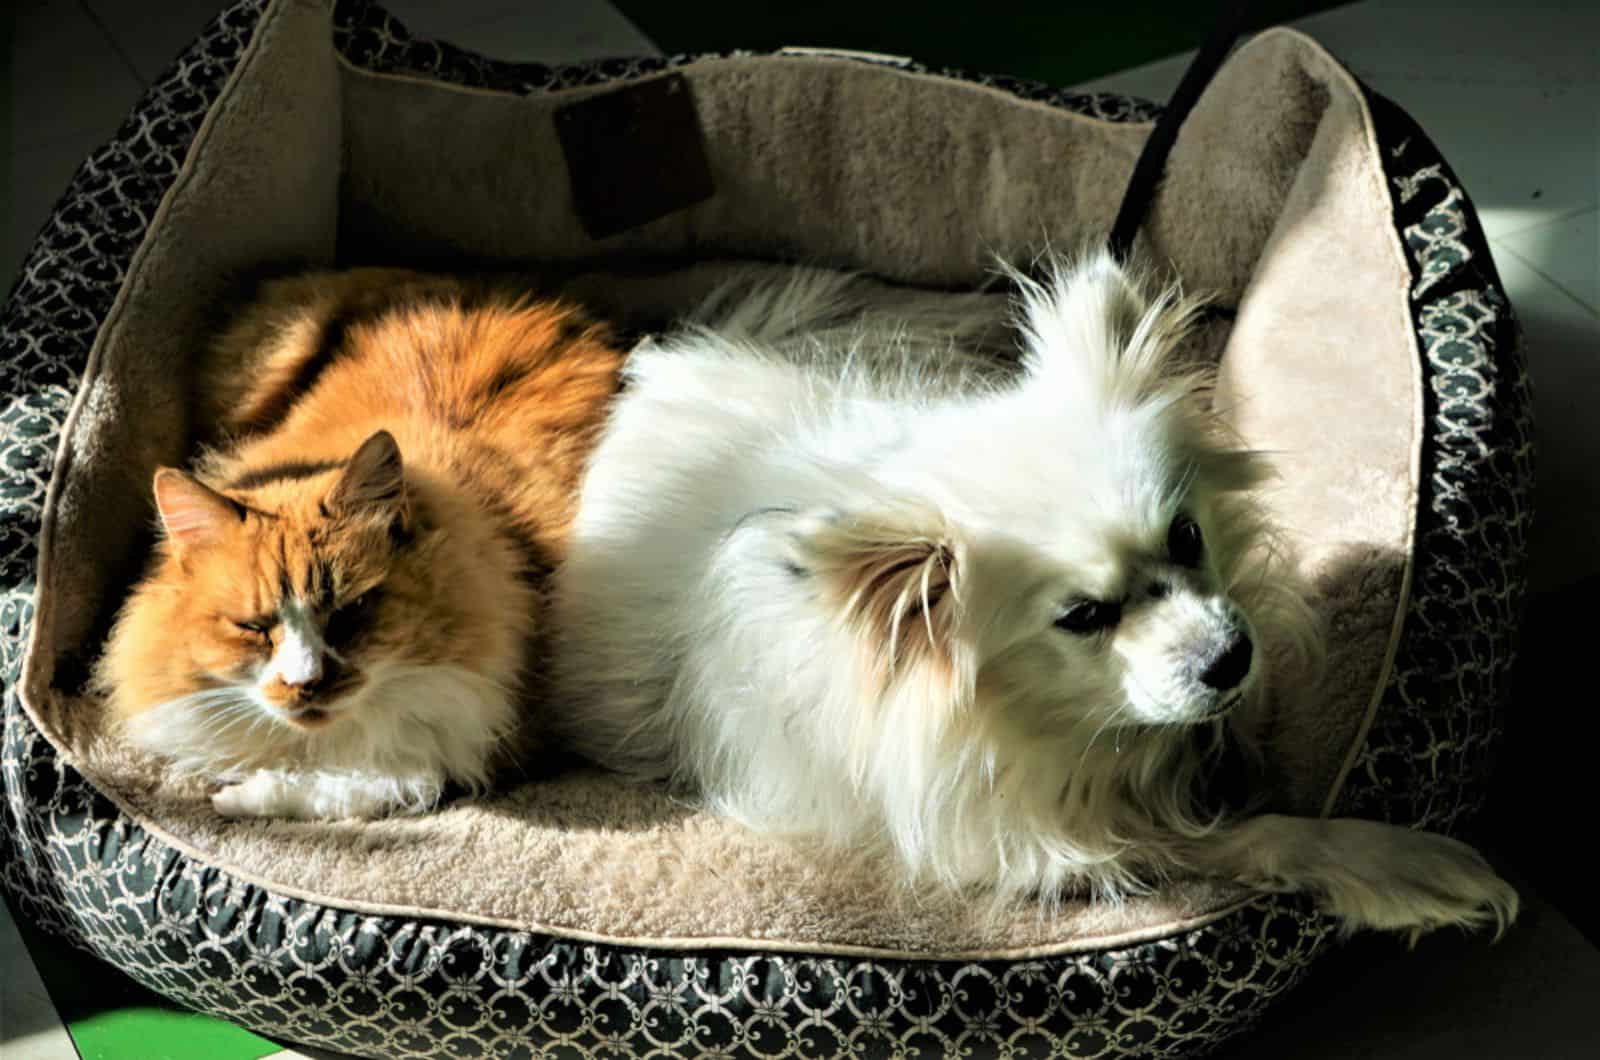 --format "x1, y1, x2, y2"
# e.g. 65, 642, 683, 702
96, 269, 625, 819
